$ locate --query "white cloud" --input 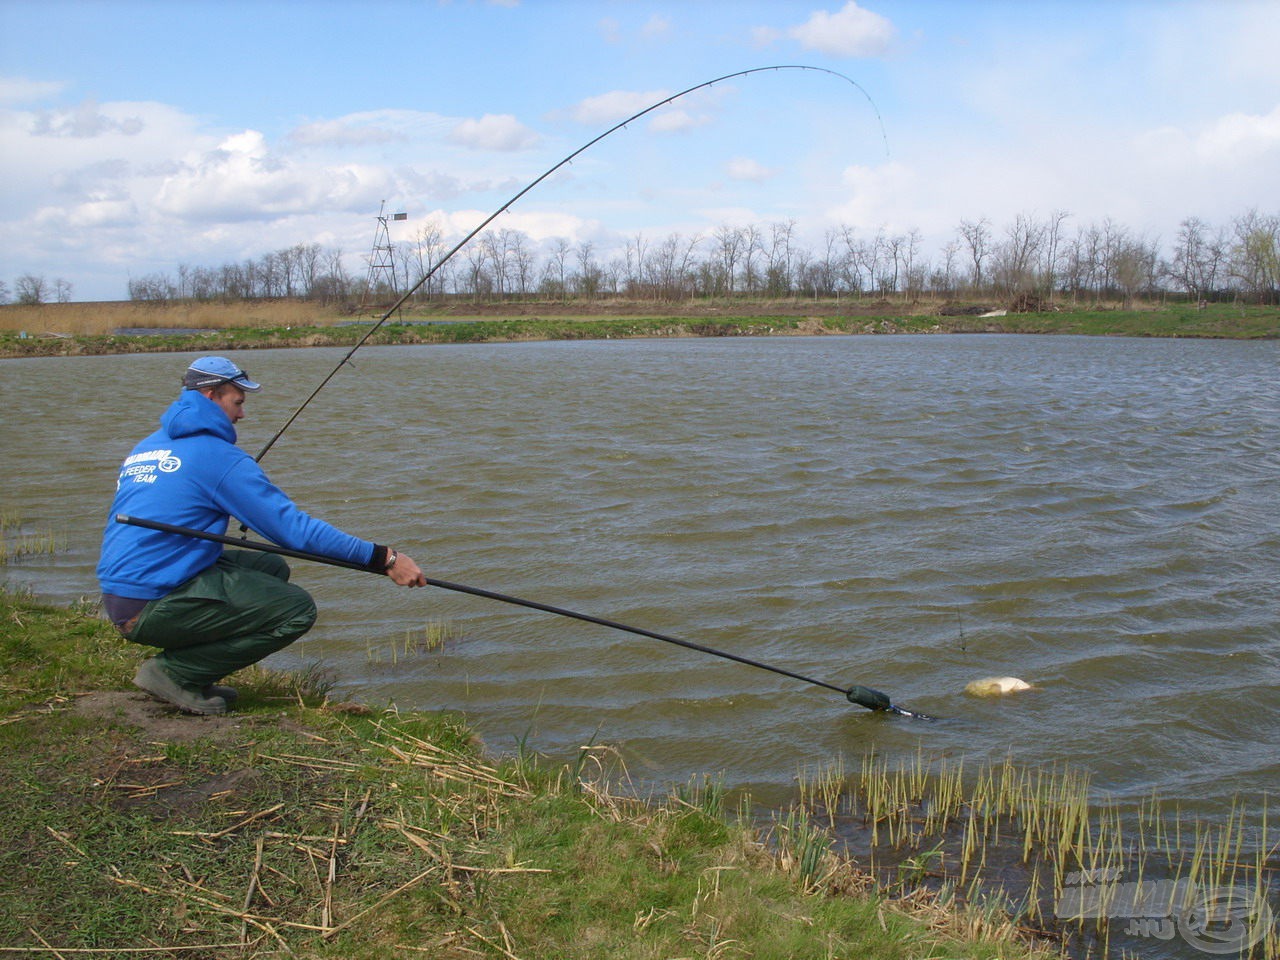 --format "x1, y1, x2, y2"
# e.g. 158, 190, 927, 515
1145, 2, 1280, 97
828, 160, 920, 232
726, 157, 776, 182
153, 130, 386, 221
290, 118, 400, 147
820, 94, 1280, 258
428, 206, 595, 244
1194, 103, 1280, 163
57, 196, 139, 229
570, 89, 671, 125
0, 100, 207, 219
788, 2, 894, 58
750, 25, 782, 48
567, 84, 731, 135
0, 76, 67, 105
641, 14, 671, 40
448, 113, 540, 151
1131, 105, 1280, 173
30, 99, 144, 138
288, 110, 456, 149
649, 108, 712, 134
